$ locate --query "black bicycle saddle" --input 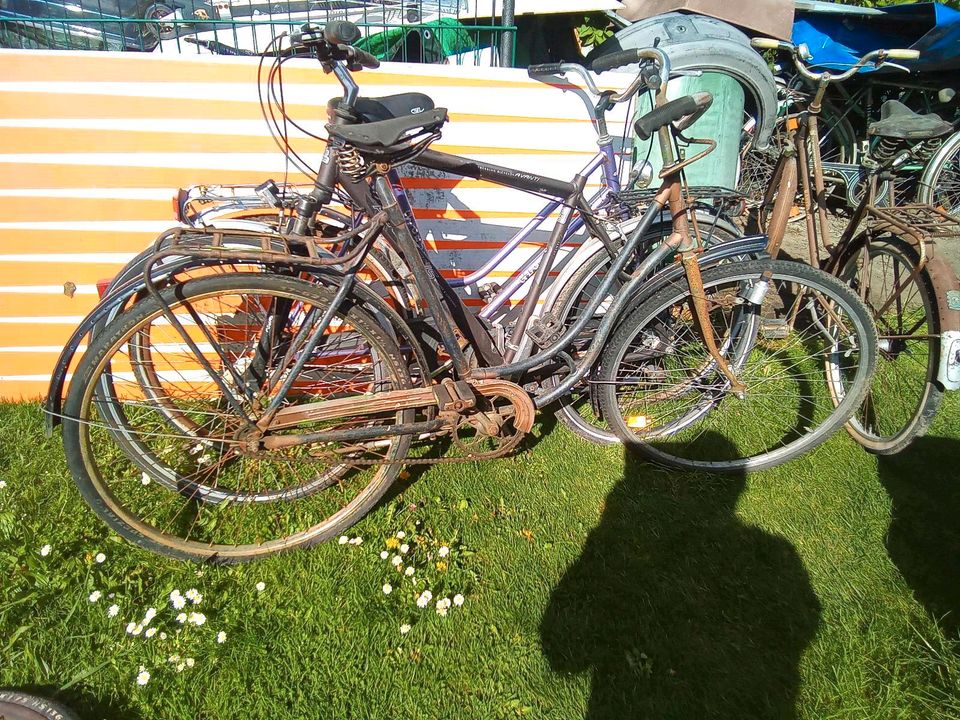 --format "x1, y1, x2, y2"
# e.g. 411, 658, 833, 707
867, 100, 954, 140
